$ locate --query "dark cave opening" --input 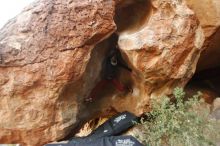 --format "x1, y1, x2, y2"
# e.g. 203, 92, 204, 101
63, 0, 153, 141
185, 29, 220, 104
186, 67, 220, 104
